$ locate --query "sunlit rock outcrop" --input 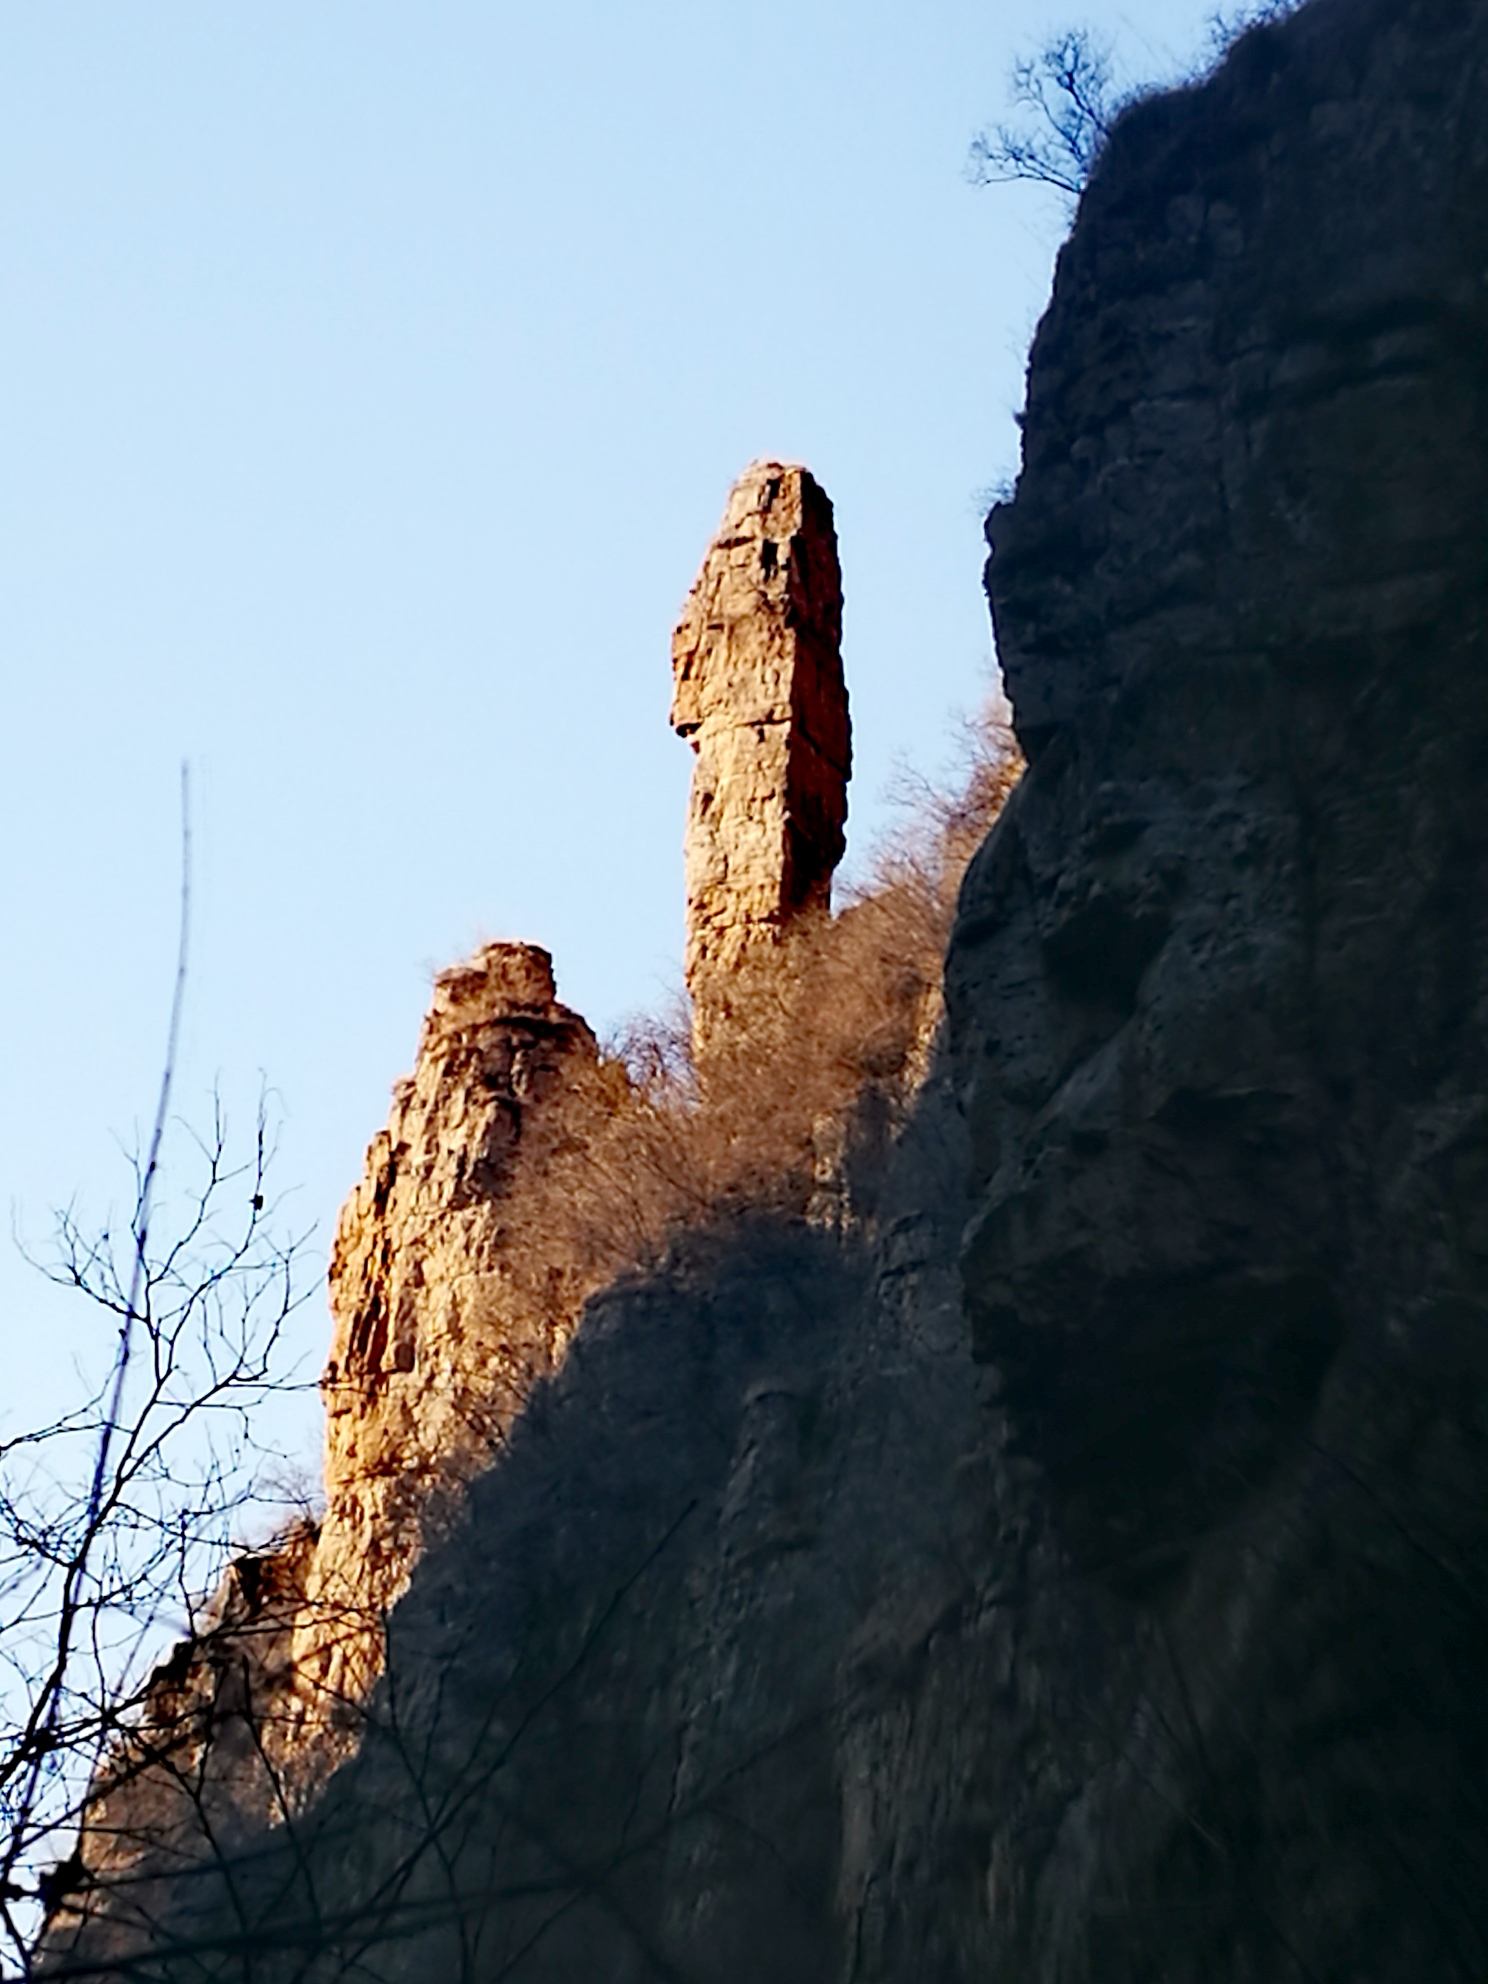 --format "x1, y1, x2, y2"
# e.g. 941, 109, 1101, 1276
671, 460, 851, 1050
300, 941, 597, 1711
